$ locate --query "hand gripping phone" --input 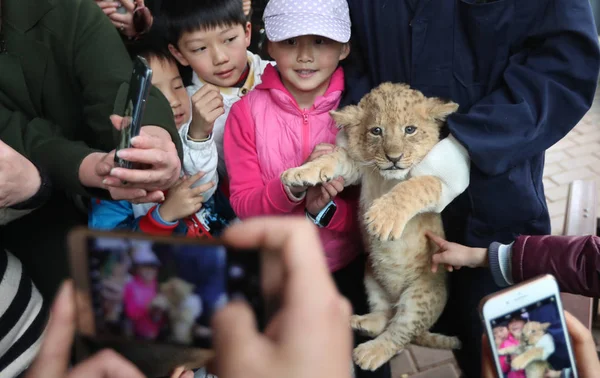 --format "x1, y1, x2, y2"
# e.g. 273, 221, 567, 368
480, 275, 578, 378
68, 228, 267, 377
